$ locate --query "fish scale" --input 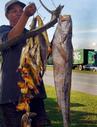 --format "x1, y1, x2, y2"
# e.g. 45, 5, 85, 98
52, 15, 73, 127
